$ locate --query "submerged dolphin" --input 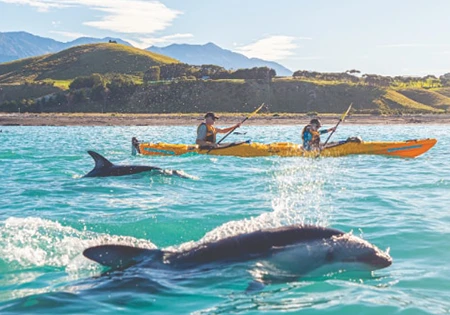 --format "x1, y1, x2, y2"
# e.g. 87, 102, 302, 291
83, 225, 392, 285
84, 151, 184, 178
